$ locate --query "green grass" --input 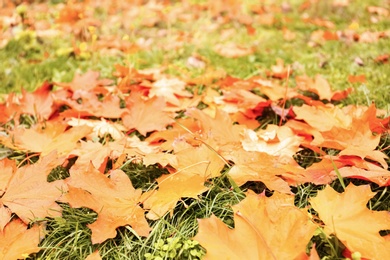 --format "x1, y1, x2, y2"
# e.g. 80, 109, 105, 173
1, 0, 390, 259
